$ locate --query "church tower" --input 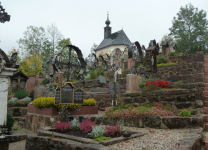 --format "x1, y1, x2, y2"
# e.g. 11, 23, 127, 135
104, 13, 111, 39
